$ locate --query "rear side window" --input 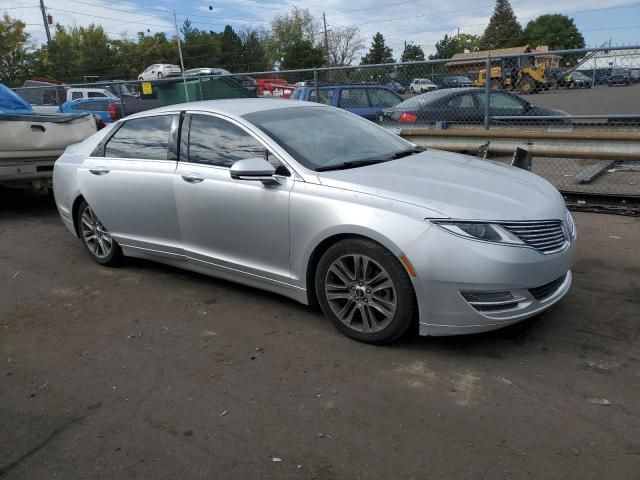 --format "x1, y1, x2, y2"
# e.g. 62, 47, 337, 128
187, 114, 265, 168
71, 91, 83, 100
104, 115, 173, 160
88, 91, 107, 98
309, 88, 334, 105
368, 88, 401, 108
338, 89, 369, 108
